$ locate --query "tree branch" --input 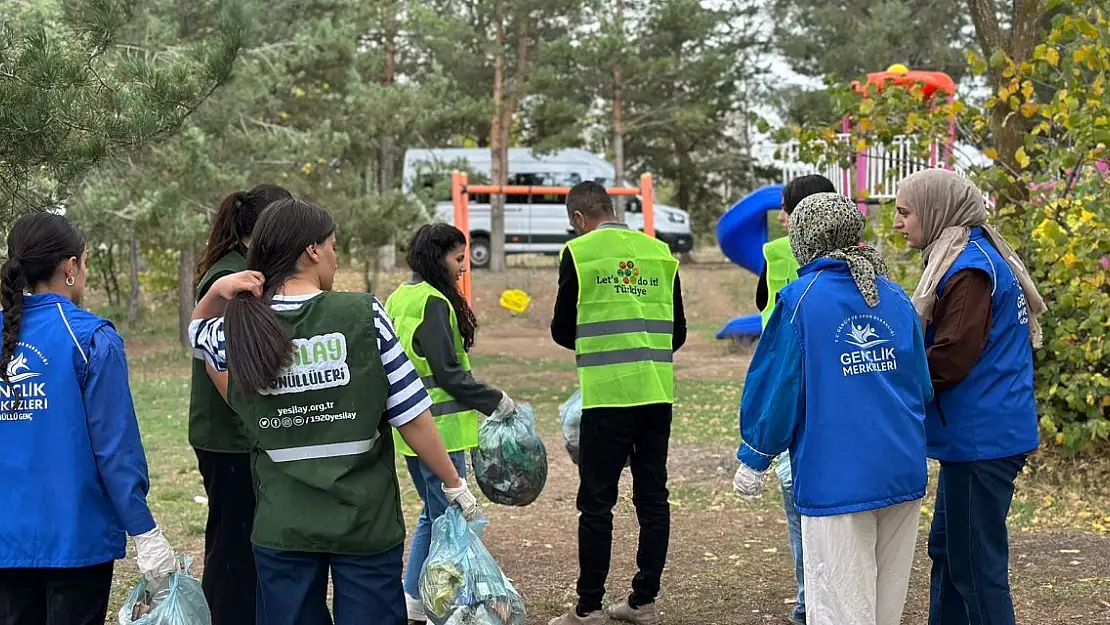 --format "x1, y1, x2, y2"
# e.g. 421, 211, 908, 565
967, 0, 1004, 57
